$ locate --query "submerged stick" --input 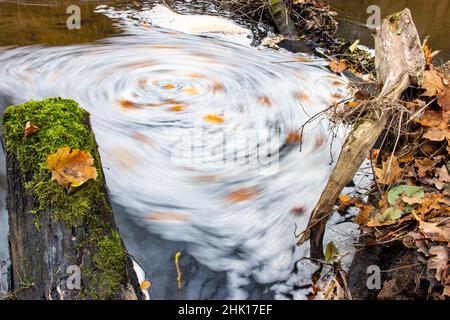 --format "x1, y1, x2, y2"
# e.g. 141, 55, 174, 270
2, 98, 144, 300
298, 9, 425, 259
